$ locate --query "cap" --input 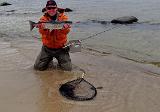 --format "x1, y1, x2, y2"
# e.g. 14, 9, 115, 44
46, 0, 57, 7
